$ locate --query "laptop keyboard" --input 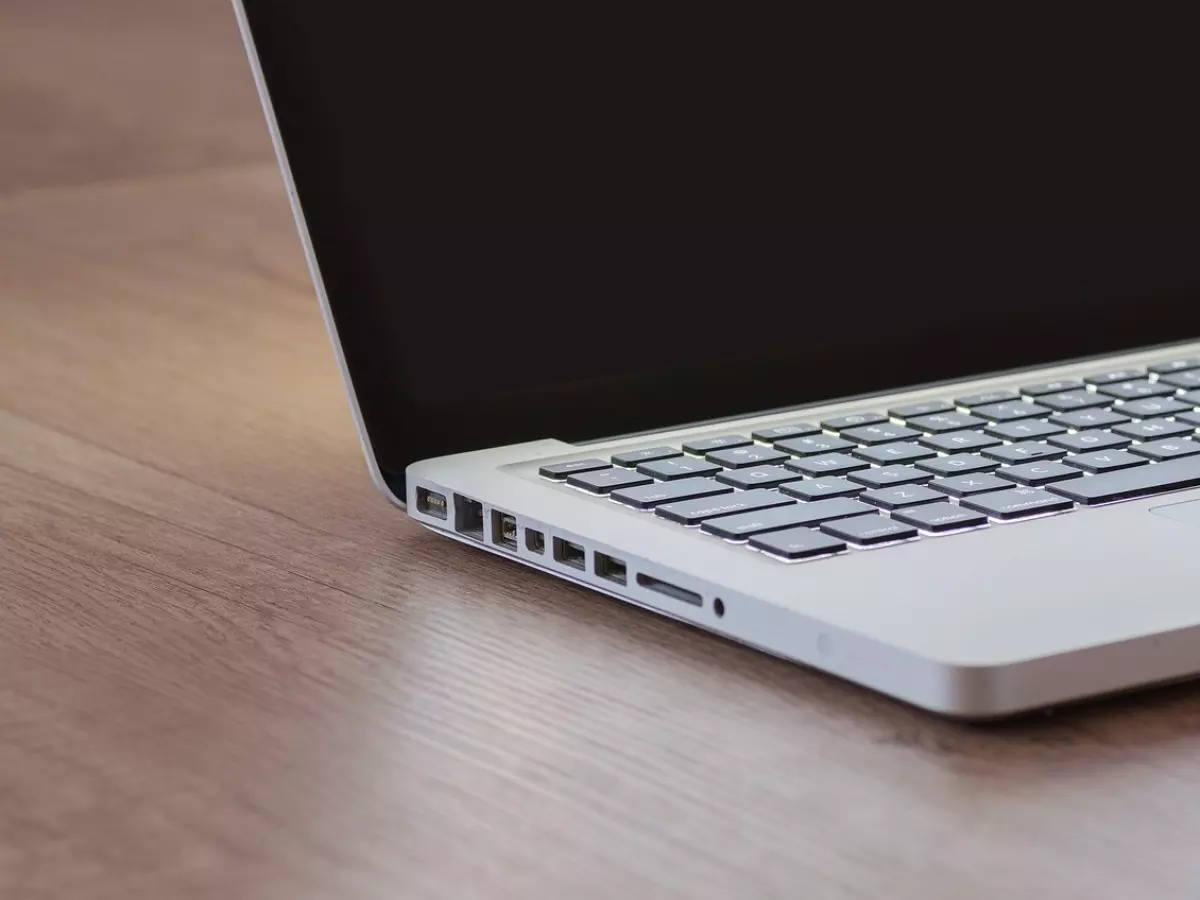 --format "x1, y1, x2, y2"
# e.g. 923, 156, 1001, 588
538, 359, 1200, 562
